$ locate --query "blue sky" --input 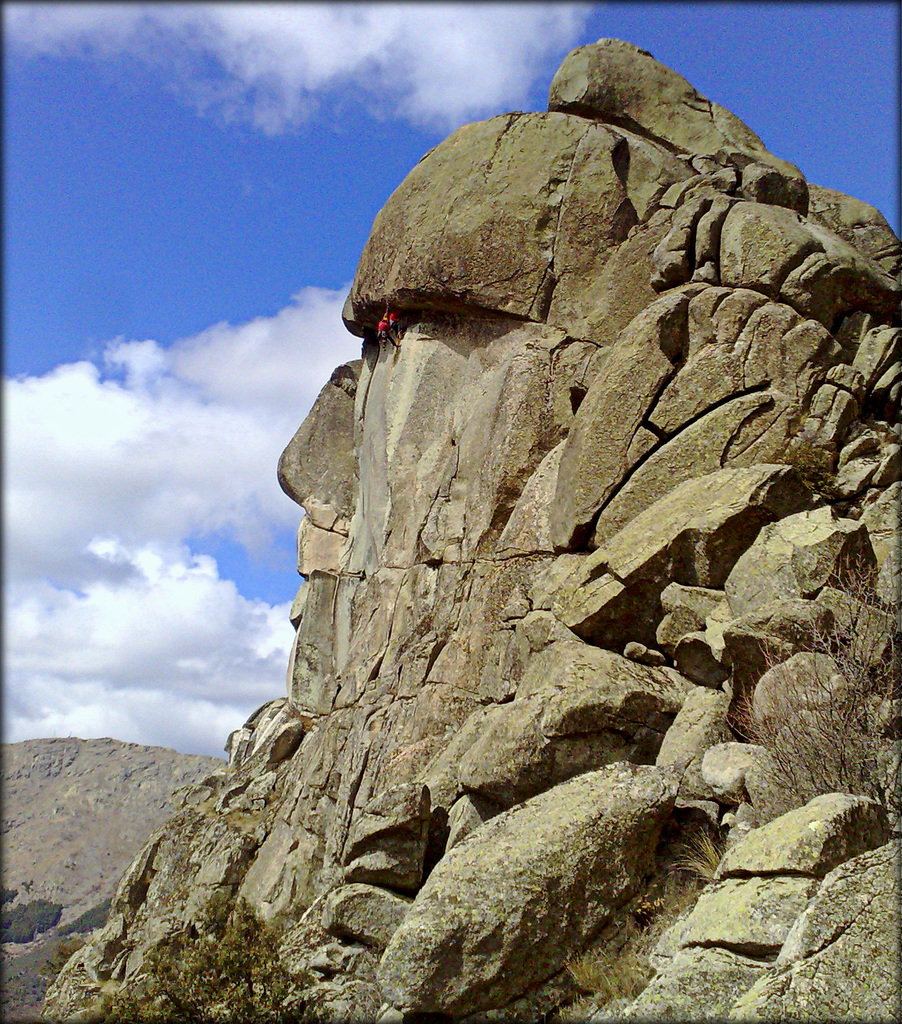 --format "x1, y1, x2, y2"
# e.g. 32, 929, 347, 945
4, 2, 898, 757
